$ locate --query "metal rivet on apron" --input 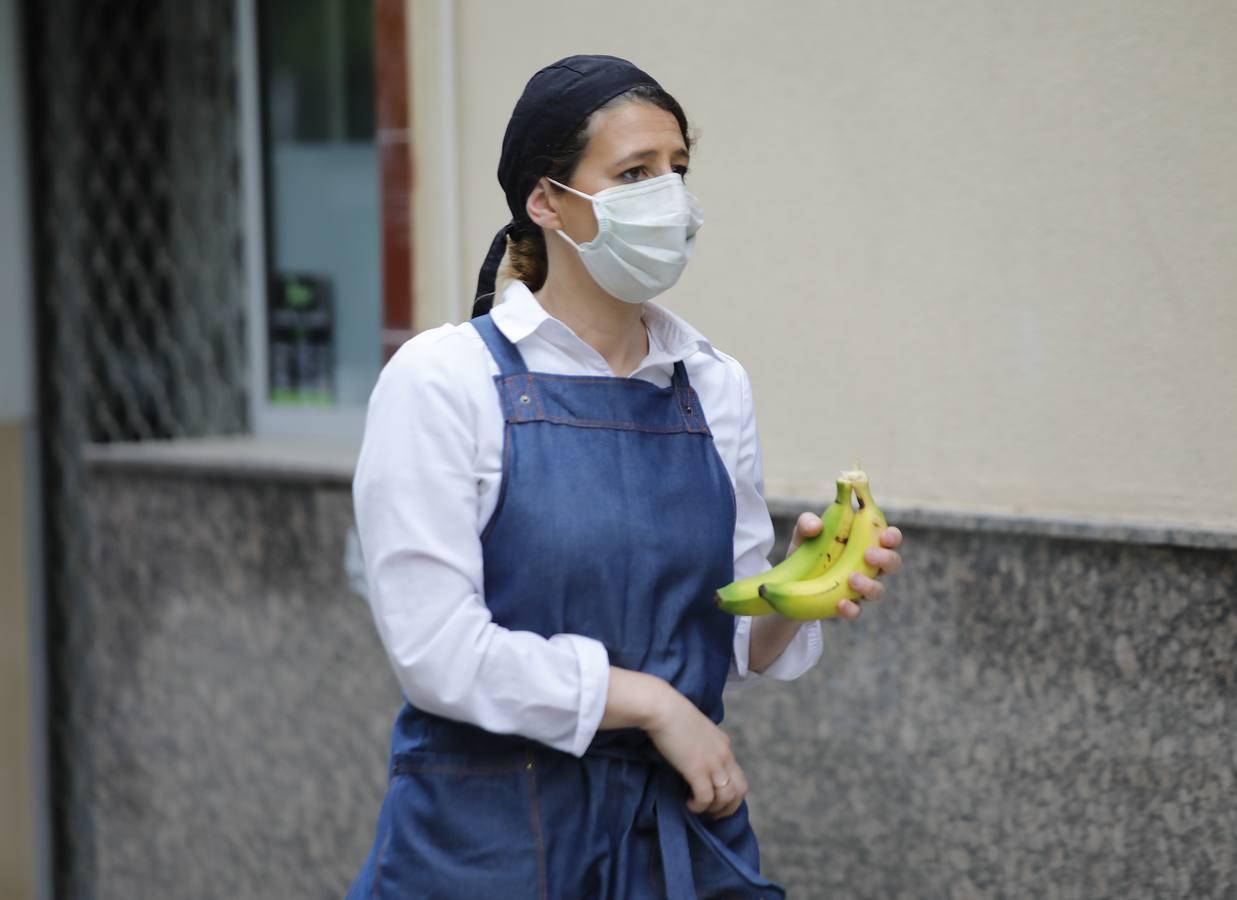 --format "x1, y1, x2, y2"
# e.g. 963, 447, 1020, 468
684, 405, 693, 415
519, 394, 531, 404
525, 761, 534, 771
